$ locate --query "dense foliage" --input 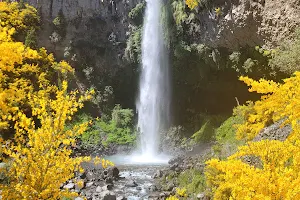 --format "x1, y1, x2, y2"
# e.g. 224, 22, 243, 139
77, 105, 136, 148
206, 72, 300, 199
0, 2, 112, 199
269, 30, 300, 74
